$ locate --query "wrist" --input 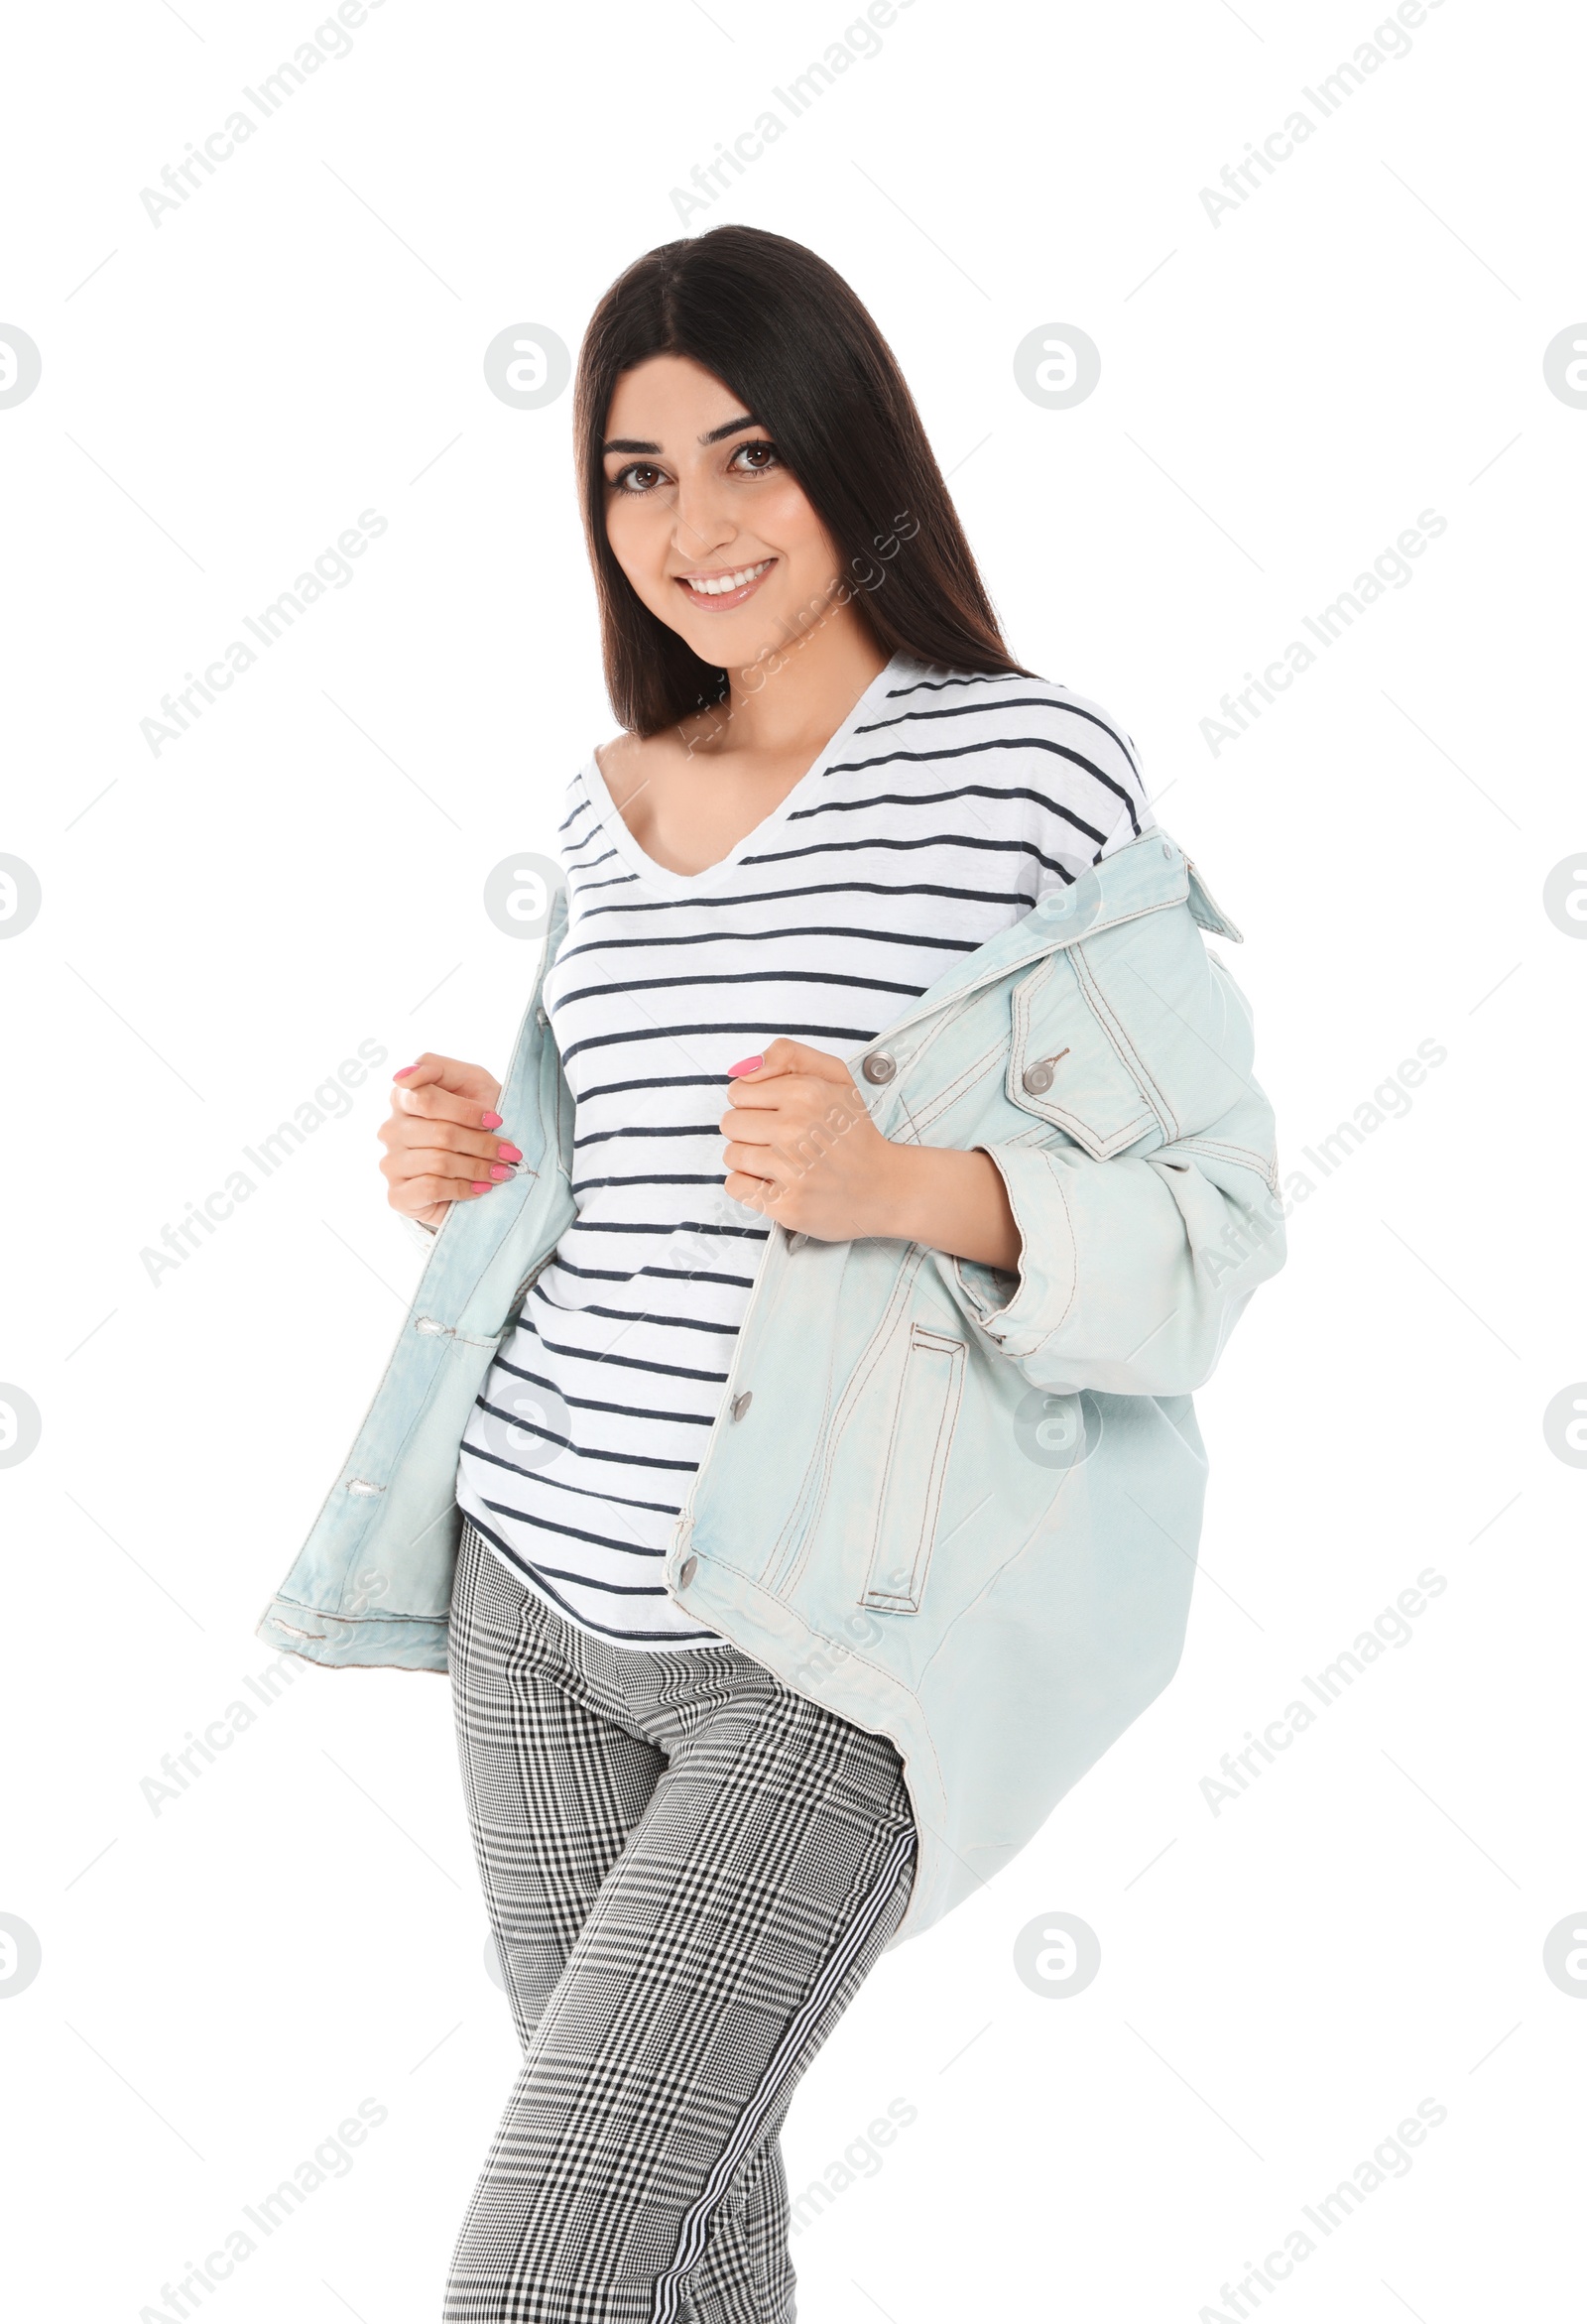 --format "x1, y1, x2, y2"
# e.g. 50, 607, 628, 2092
860, 1140, 931, 1244
856, 1142, 1022, 1271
